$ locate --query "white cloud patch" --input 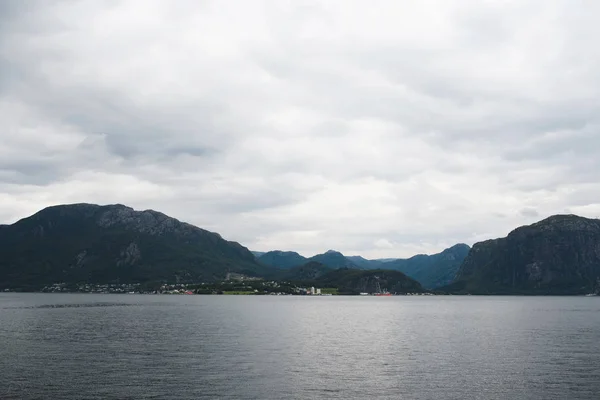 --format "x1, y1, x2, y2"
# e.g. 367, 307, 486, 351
1, 0, 600, 258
